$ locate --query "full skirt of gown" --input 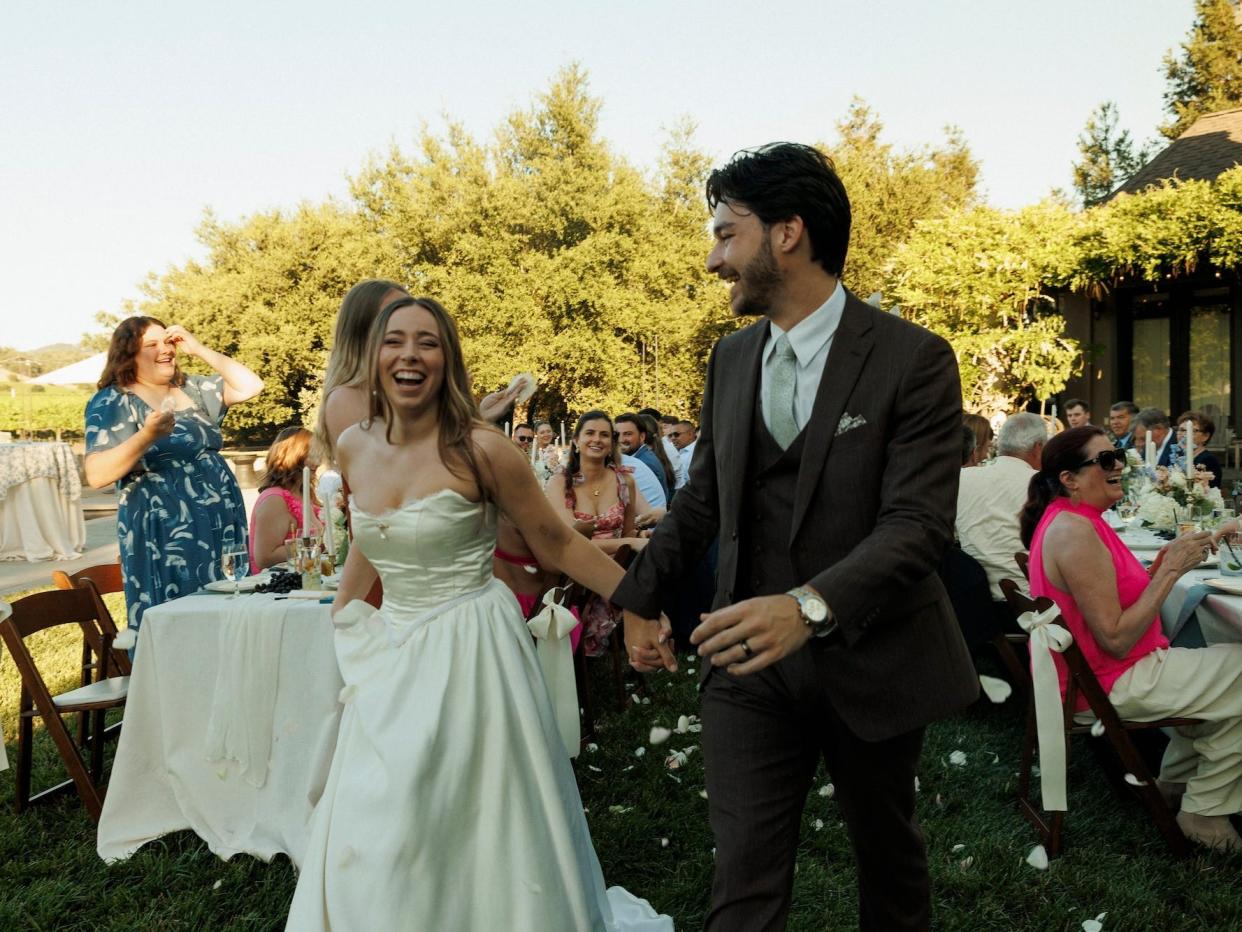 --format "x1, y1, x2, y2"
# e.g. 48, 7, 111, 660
285, 490, 671, 931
